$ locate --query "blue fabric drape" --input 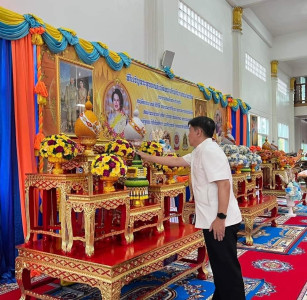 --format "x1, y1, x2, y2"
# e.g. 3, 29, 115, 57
0, 20, 29, 40
0, 38, 23, 280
